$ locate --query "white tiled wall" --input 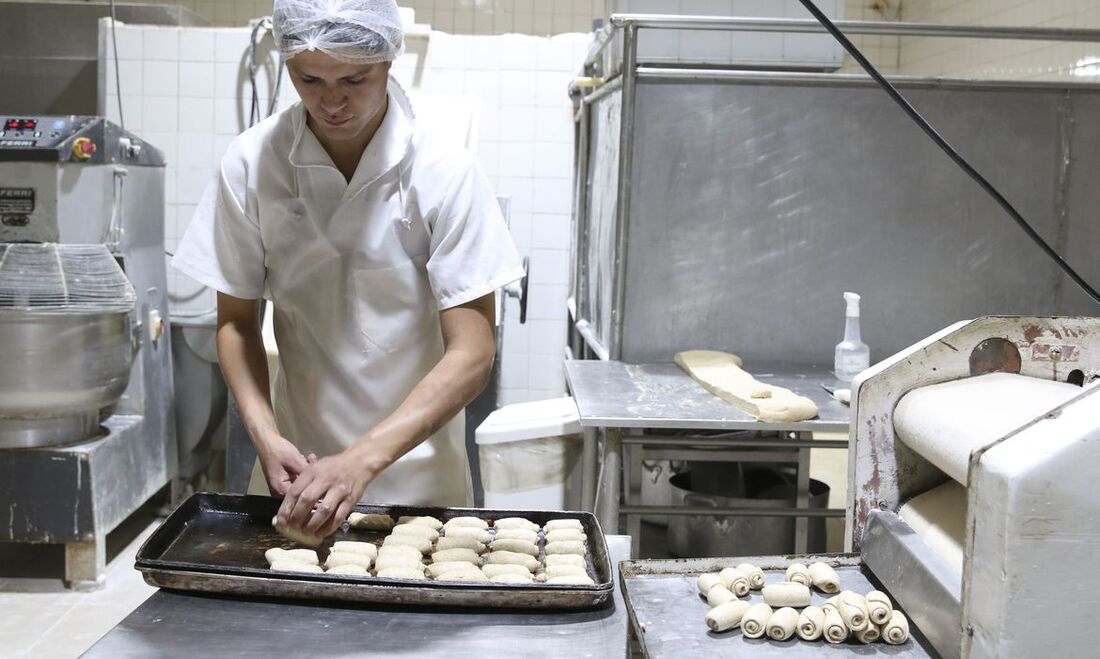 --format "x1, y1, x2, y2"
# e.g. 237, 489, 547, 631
100, 20, 588, 404
899, 0, 1100, 81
